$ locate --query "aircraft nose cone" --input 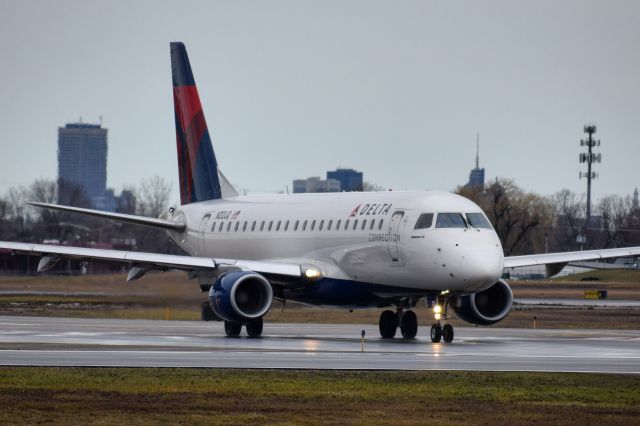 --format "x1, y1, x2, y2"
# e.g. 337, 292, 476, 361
464, 248, 503, 288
